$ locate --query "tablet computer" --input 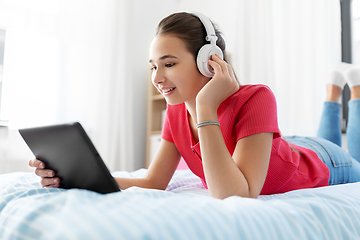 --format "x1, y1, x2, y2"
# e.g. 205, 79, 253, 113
19, 122, 120, 194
